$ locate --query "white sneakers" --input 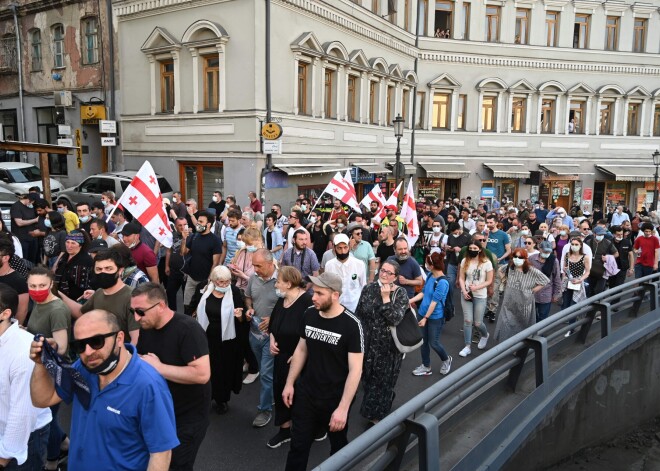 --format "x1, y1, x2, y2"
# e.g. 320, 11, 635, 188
459, 346, 472, 357
439, 356, 452, 375
477, 333, 489, 350
243, 372, 259, 384
412, 364, 432, 376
